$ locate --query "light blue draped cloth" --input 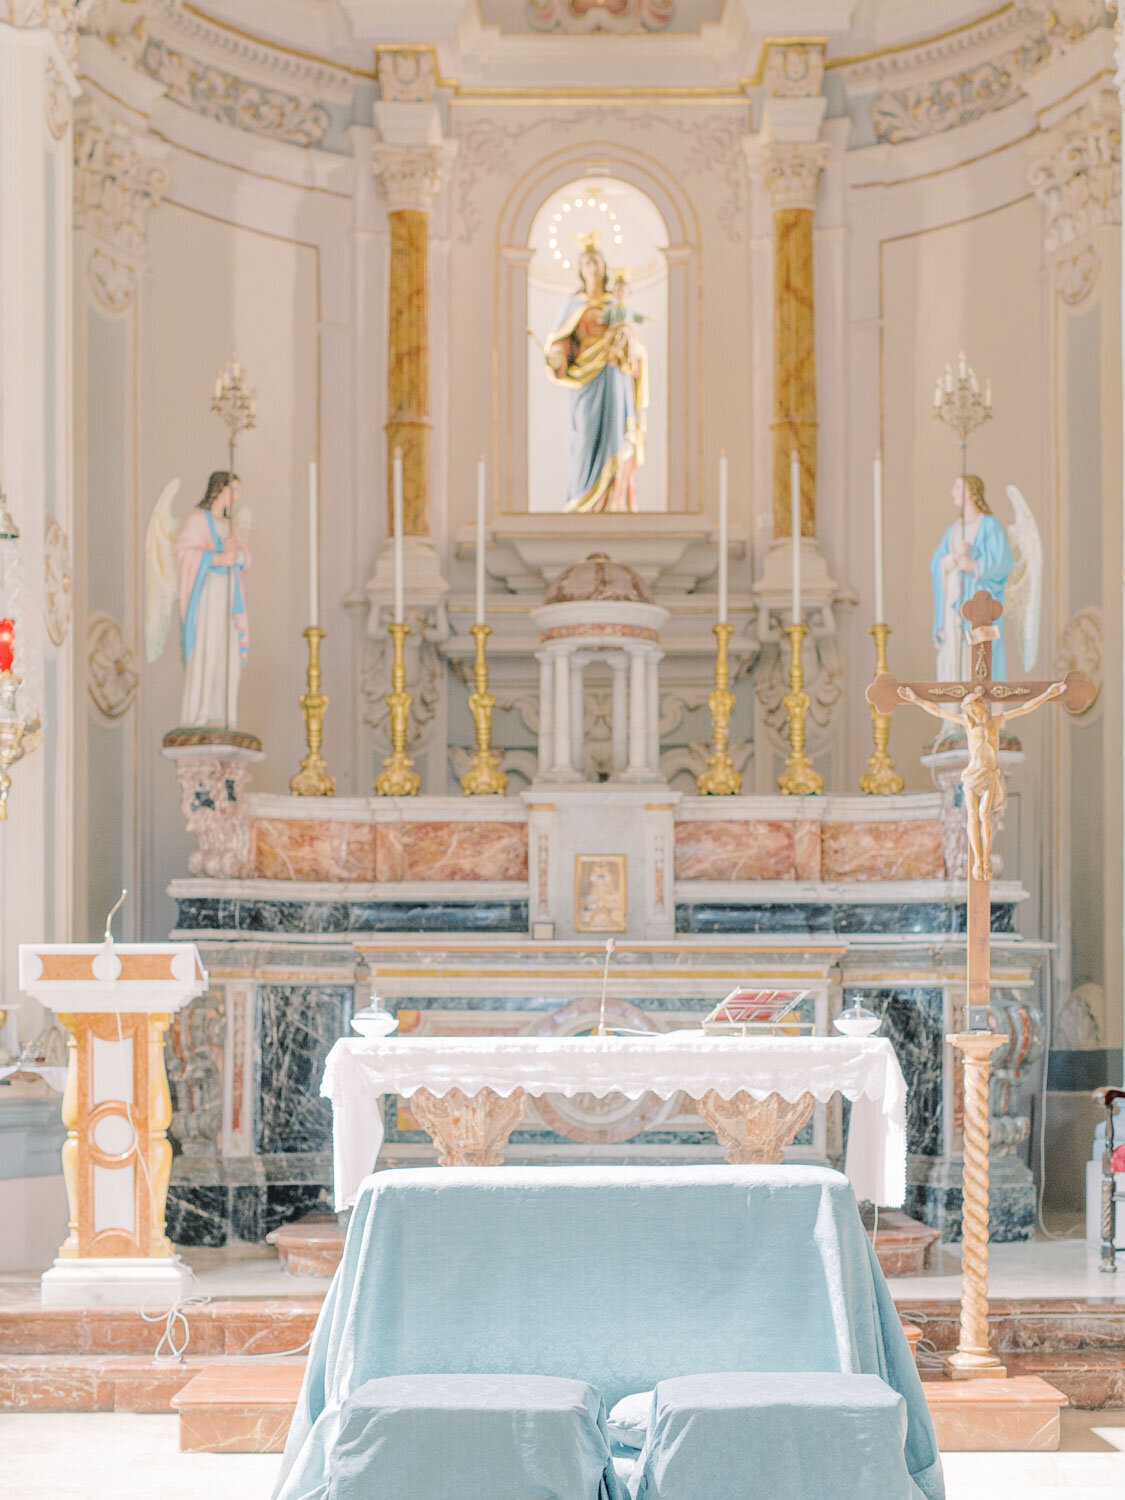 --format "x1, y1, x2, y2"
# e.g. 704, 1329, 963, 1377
628, 1372, 925, 1500
324, 1373, 620, 1500
929, 514, 1012, 679
274, 1166, 943, 1500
